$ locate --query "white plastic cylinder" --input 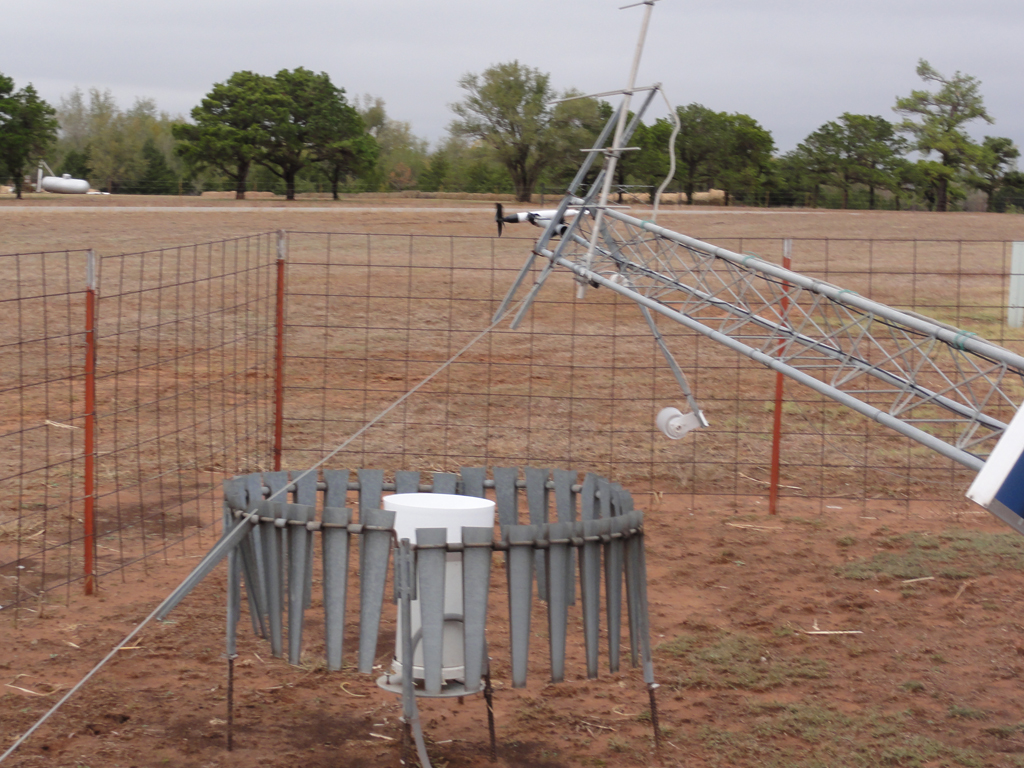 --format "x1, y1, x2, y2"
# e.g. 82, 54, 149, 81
383, 493, 495, 683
